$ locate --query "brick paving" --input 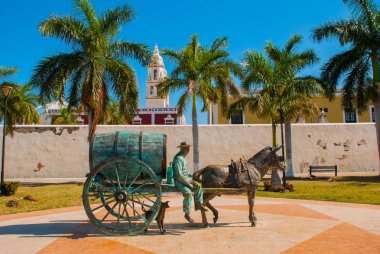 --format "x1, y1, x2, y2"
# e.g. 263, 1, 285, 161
0, 194, 379, 254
